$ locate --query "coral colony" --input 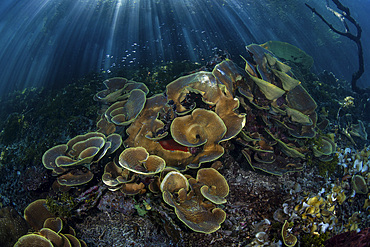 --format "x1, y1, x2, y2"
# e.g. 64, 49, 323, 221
12, 42, 369, 246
